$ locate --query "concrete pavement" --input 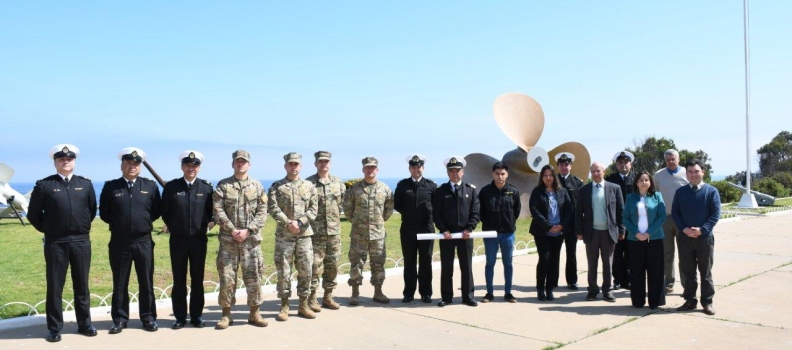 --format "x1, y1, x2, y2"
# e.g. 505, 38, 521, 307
2, 212, 791, 349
